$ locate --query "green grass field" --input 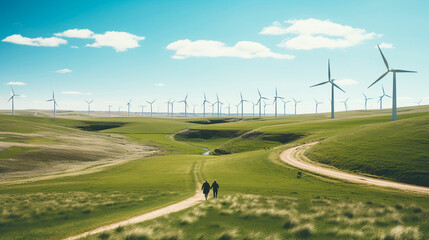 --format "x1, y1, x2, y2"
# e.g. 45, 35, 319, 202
1, 106, 428, 239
